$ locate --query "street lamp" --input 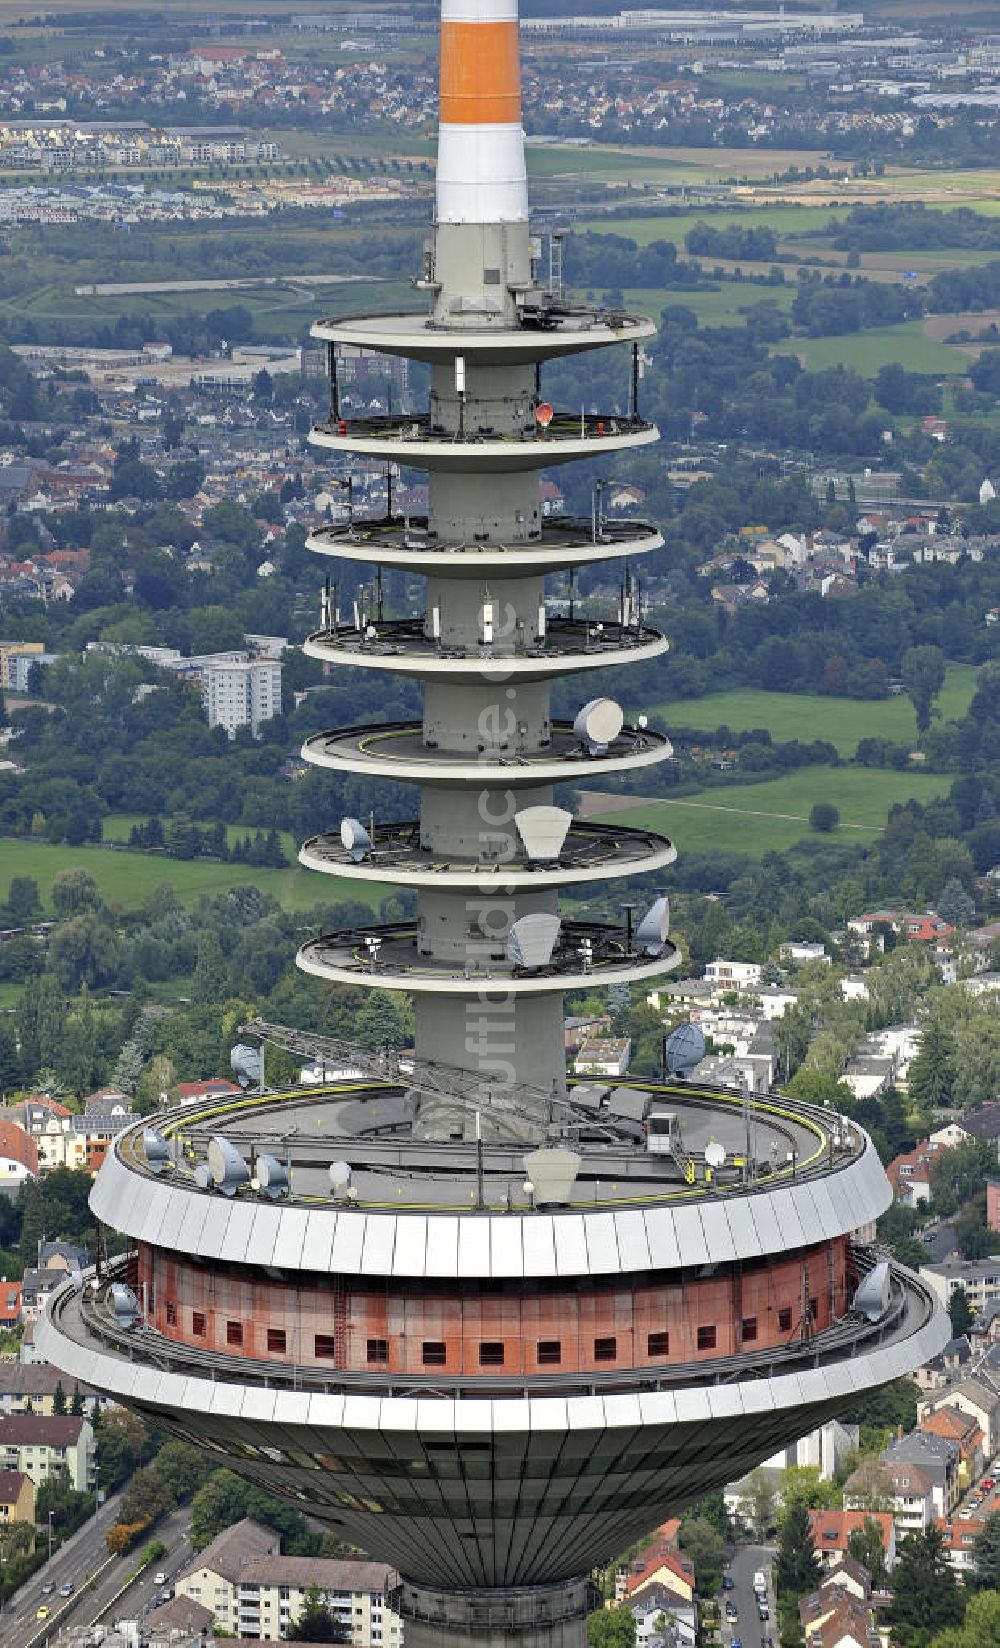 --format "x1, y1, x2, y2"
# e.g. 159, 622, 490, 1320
47, 1509, 54, 1563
